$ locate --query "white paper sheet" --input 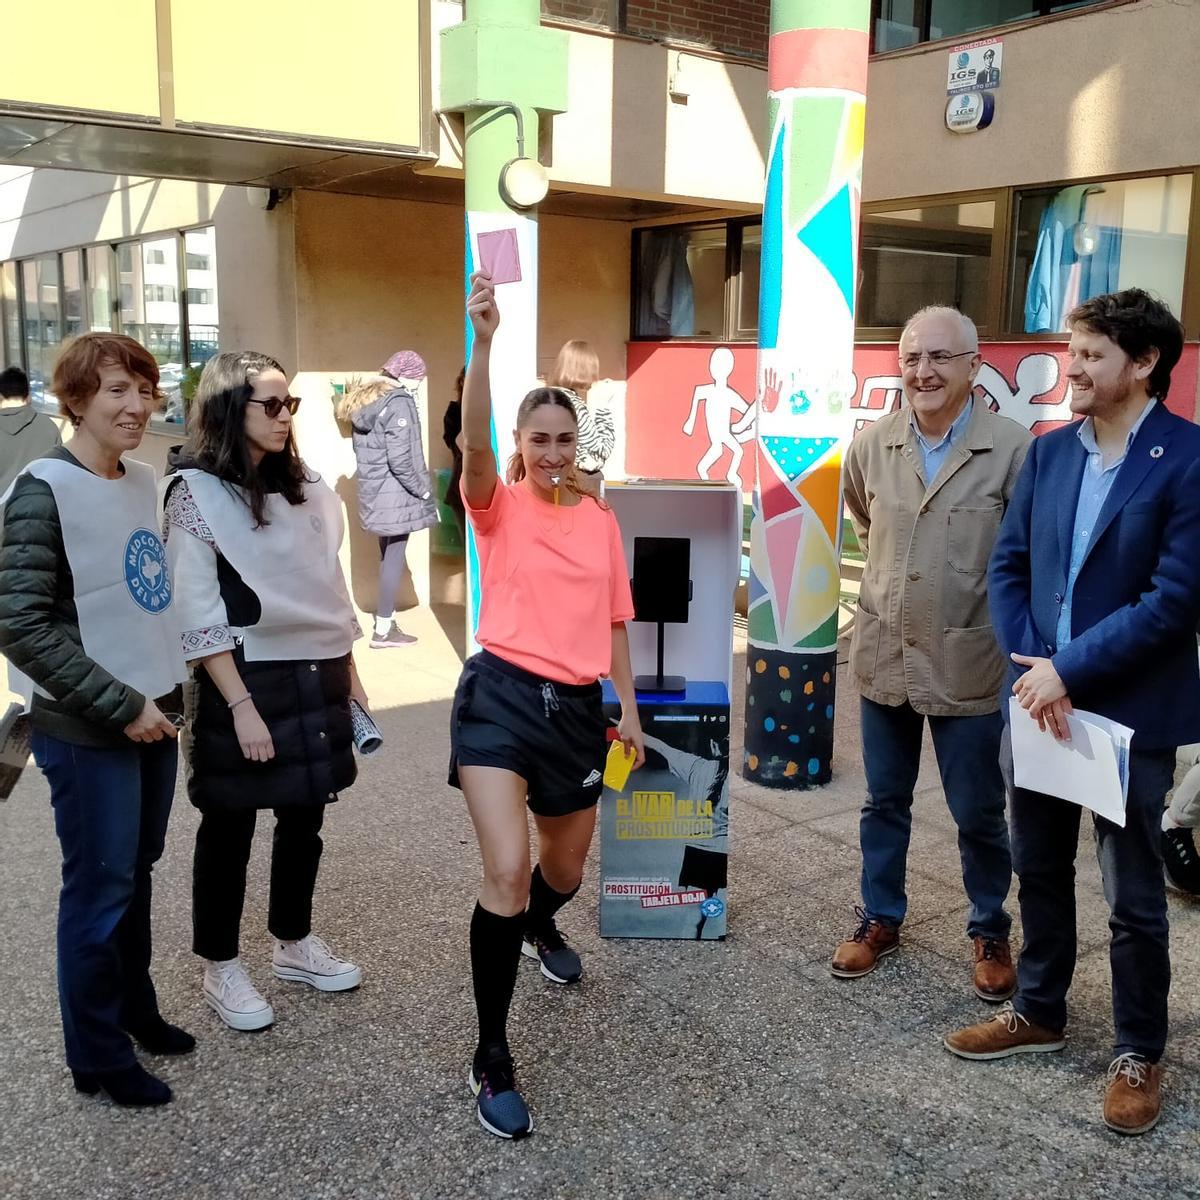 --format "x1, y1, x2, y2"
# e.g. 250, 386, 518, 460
1008, 698, 1134, 827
